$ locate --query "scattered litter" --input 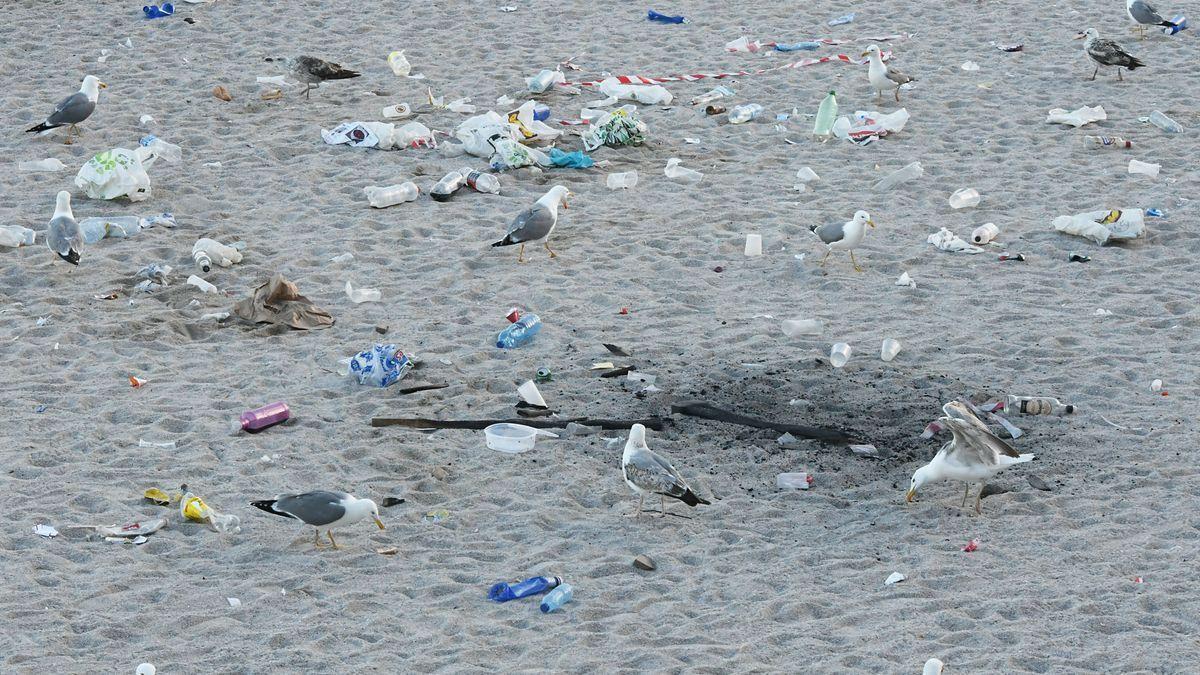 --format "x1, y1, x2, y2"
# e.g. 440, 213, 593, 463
647, 10, 687, 24
896, 272, 916, 289
971, 223, 999, 244
1046, 105, 1105, 128
885, 572, 906, 585
96, 517, 167, 539
233, 274, 334, 330
1150, 379, 1163, 392
376, 547, 400, 555
998, 44, 1023, 52
212, 85, 232, 101
425, 509, 450, 523
18, 158, 67, 172
348, 344, 413, 387
827, 13, 855, 26
227, 598, 242, 608
186, 275, 220, 294
961, 539, 979, 553
961, 61, 980, 71
793, 166, 820, 191
633, 554, 657, 571
928, 228, 984, 254
777, 432, 797, 446
1128, 159, 1160, 178
138, 439, 176, 449
345, 281, 382, 304
833, 109, 910, 145
777, 473, 812, 489
33, 524, 59, 538
874, 160, 922, 190
1053, 208, 1145, 245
